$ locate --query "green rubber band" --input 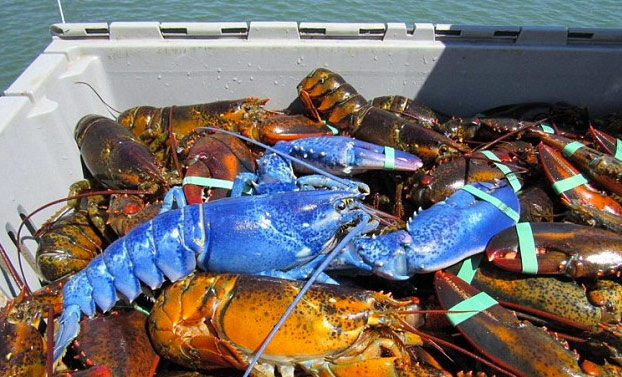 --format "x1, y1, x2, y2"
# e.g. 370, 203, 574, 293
325, 123, 339, 135
461, 185, 520, 222
561, 141, 585, 158
615, 139, 622, 161
540, 123, 555, 134
446, 292, 498, 326
384, 146, 395, 170
456, 254, 483, 284
516, 222, 538, 274
480, 150, 522, 193
551, 174, 588, 195
183, 176, 234, 190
